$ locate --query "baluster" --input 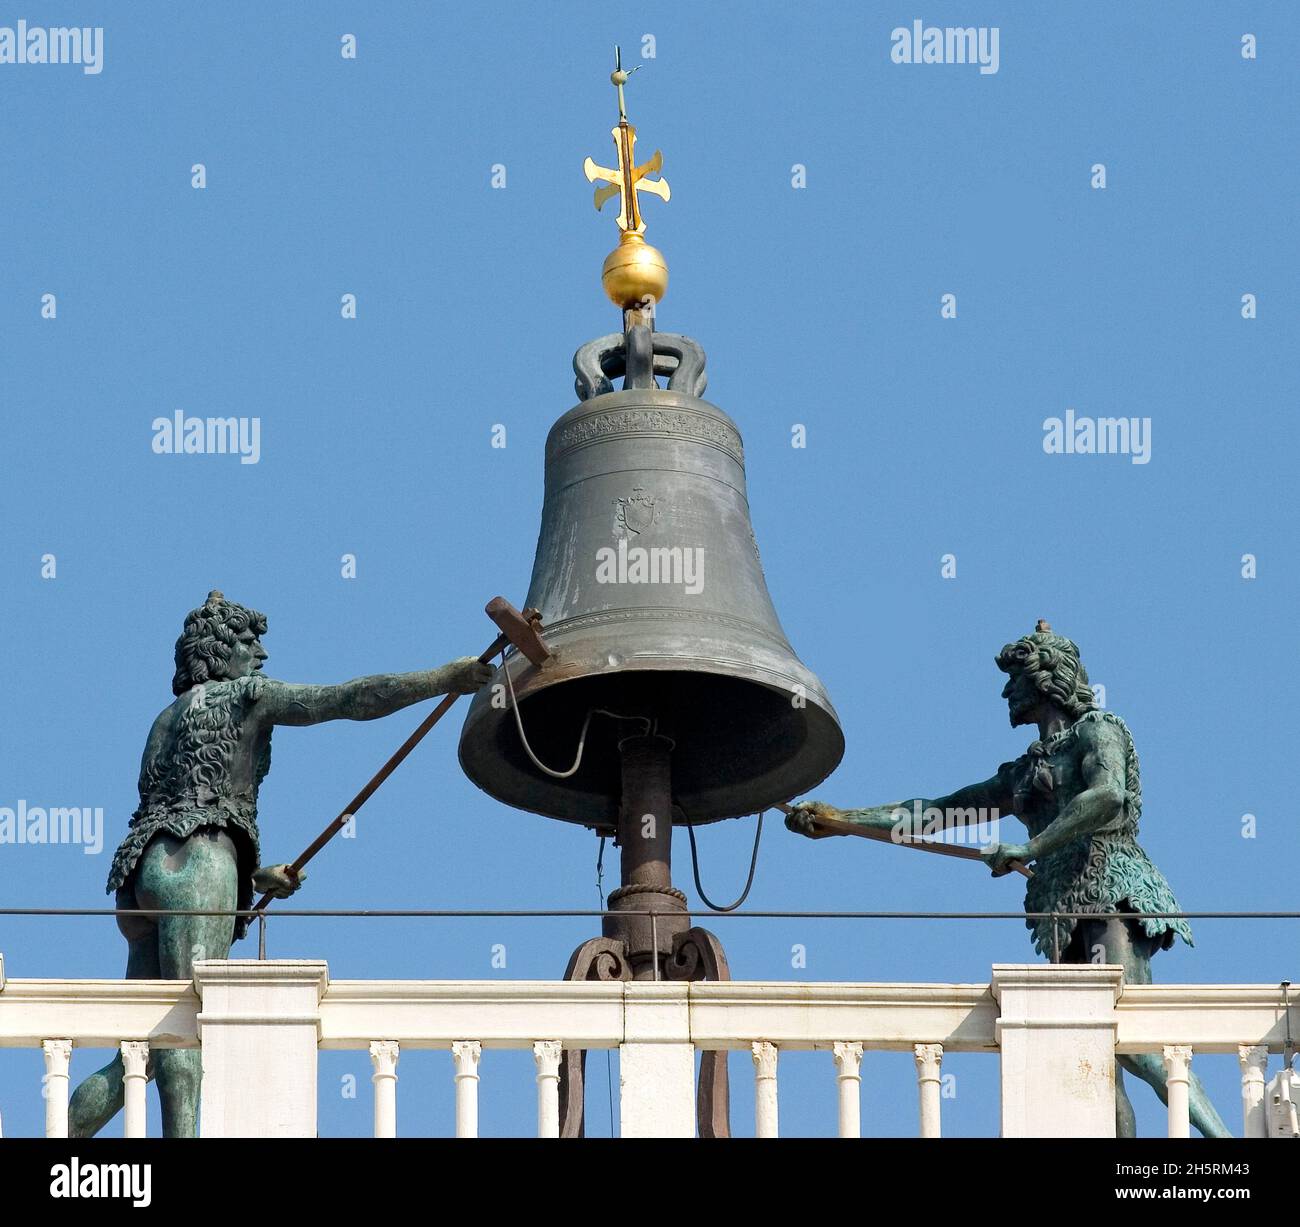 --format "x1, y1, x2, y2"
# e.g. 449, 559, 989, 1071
120, 1041, 150, 1138
42, 1039, 72, 1138
451, 1041, 481, 1138
1162, 1045, 1192, 1138
533, 1041, 562, 1138
1238, 1044, 1268, 1139
752, 1041, 779, 1138
369, 1041, 400, 1138
833, 1042, 862, 1138
914, 1043, 944, 1138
